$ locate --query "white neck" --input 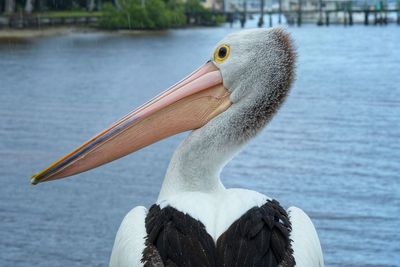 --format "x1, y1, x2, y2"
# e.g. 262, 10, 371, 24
157, 78, 276, 201
157, 105, 246, 201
